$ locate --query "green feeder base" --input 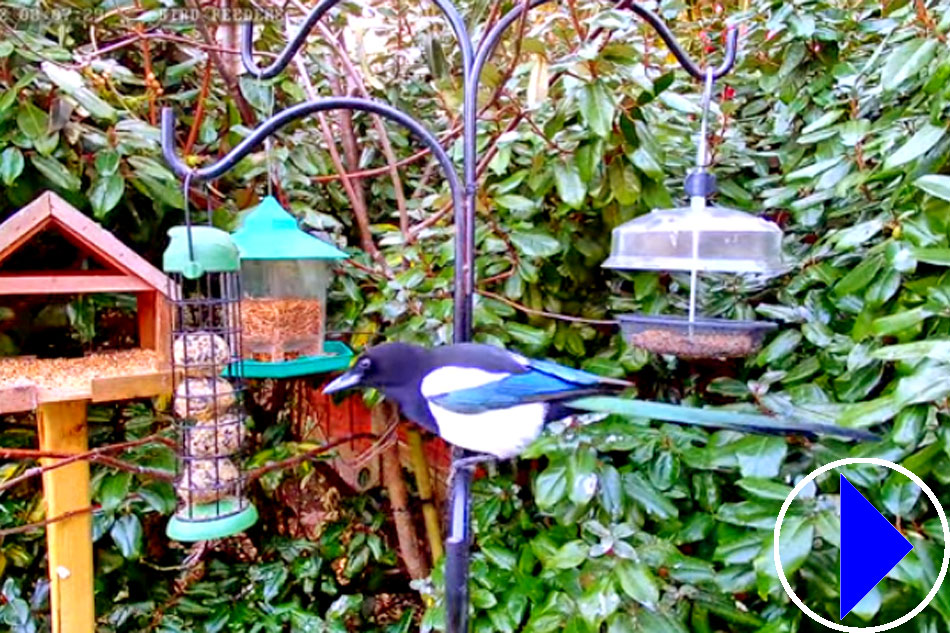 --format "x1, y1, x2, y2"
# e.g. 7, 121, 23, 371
166, 498, 258, 542
234, 340, 355, 379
